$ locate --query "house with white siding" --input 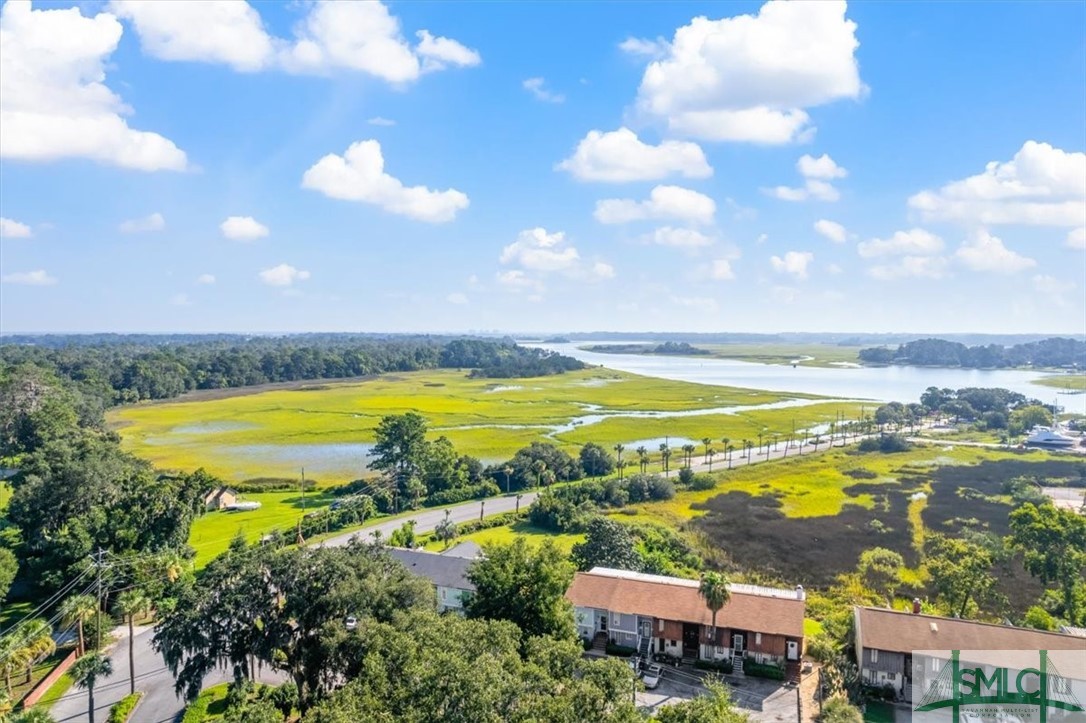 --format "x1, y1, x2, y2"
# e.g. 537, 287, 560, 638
566, 568, 806, 676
